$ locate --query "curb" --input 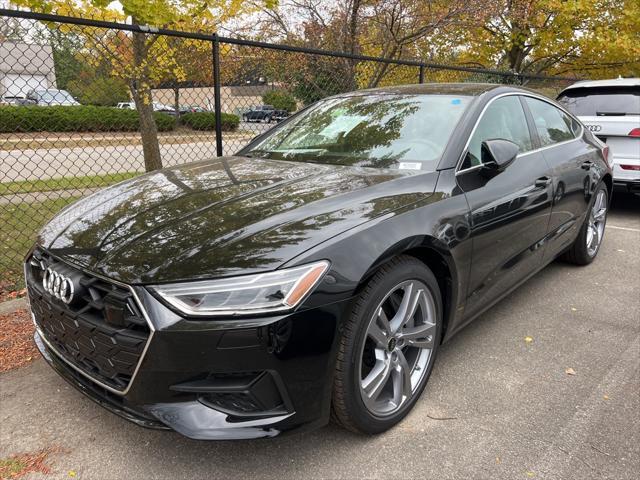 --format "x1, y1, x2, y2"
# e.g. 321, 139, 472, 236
0, 297, 28, 315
